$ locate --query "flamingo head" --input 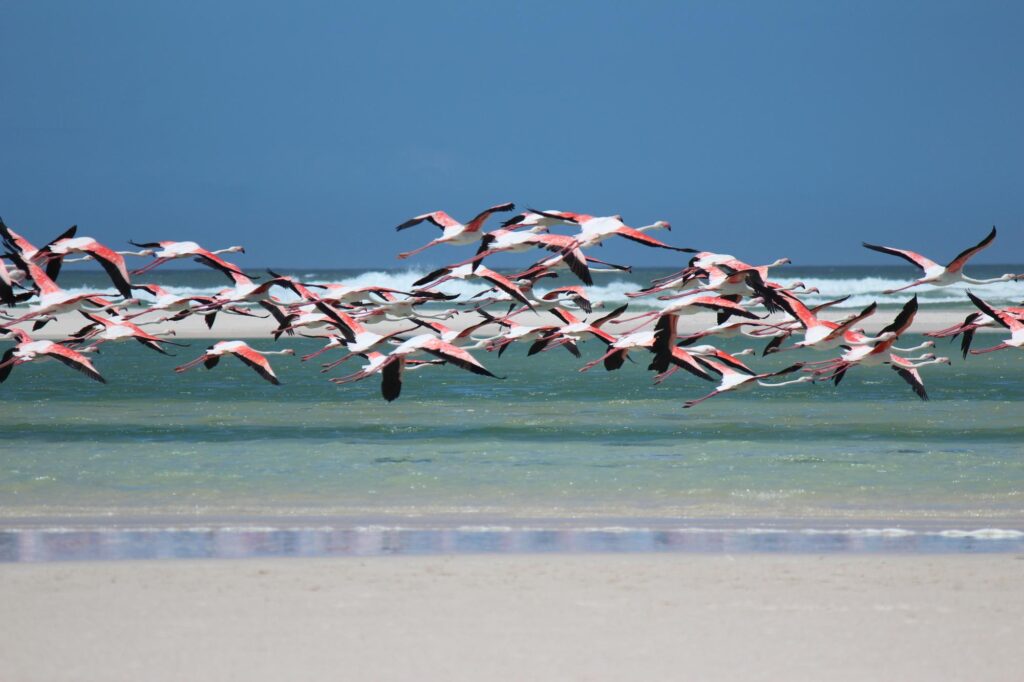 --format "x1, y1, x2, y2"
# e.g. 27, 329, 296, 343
654, 220, 671, 231
230, 246, 246, 254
